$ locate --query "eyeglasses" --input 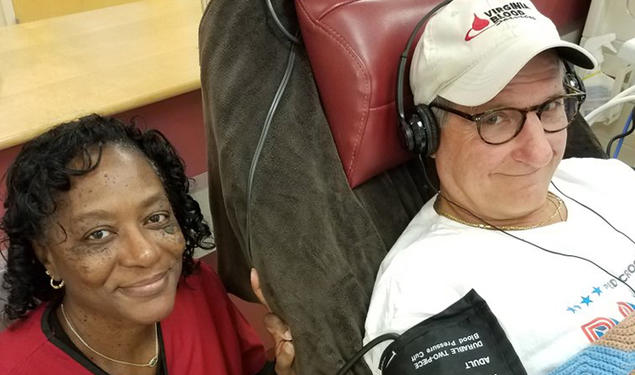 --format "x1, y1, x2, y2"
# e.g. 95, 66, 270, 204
429, 87, 586, 145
